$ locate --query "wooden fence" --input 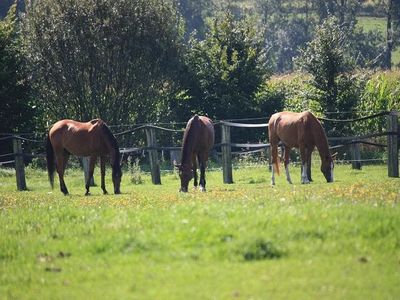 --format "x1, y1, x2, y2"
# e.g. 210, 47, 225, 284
0, 110, 398, 191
